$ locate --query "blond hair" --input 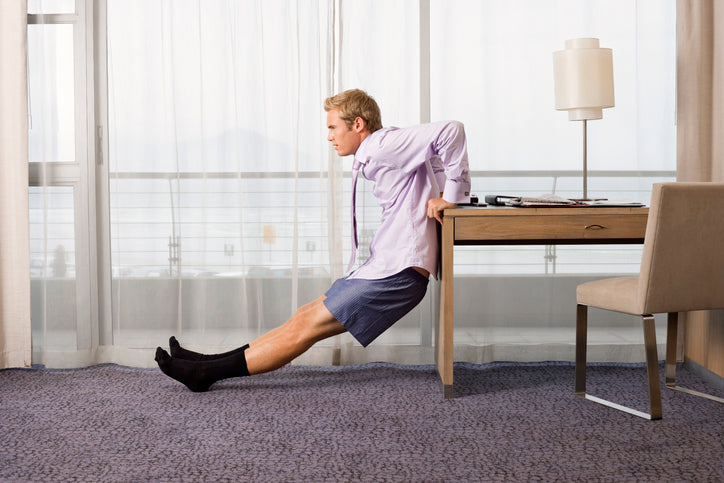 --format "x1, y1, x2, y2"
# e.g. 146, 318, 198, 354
324, 89, 382, 133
